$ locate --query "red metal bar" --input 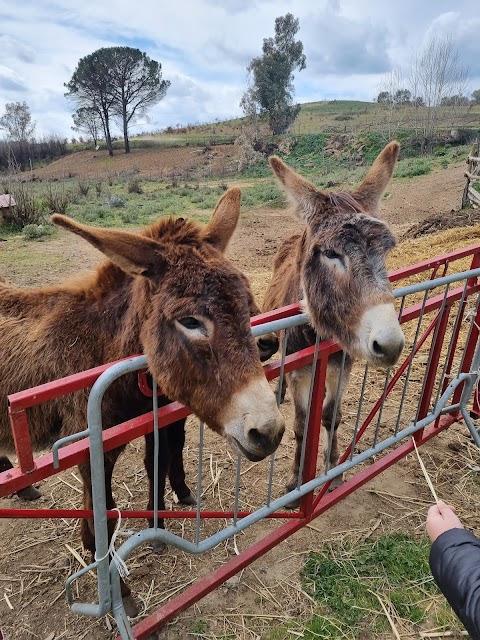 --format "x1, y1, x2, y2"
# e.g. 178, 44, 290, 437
0, 508, 301, 520
416, 305, 452, 422
126, 413, 459, 640
299, 351, 329, 517
8, 407, 35, 474
7, 357, 139, 411
0, 403, 188, 498
388, 244, 480, 283
452, 291, 480, 409
399, 283, 480, 324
